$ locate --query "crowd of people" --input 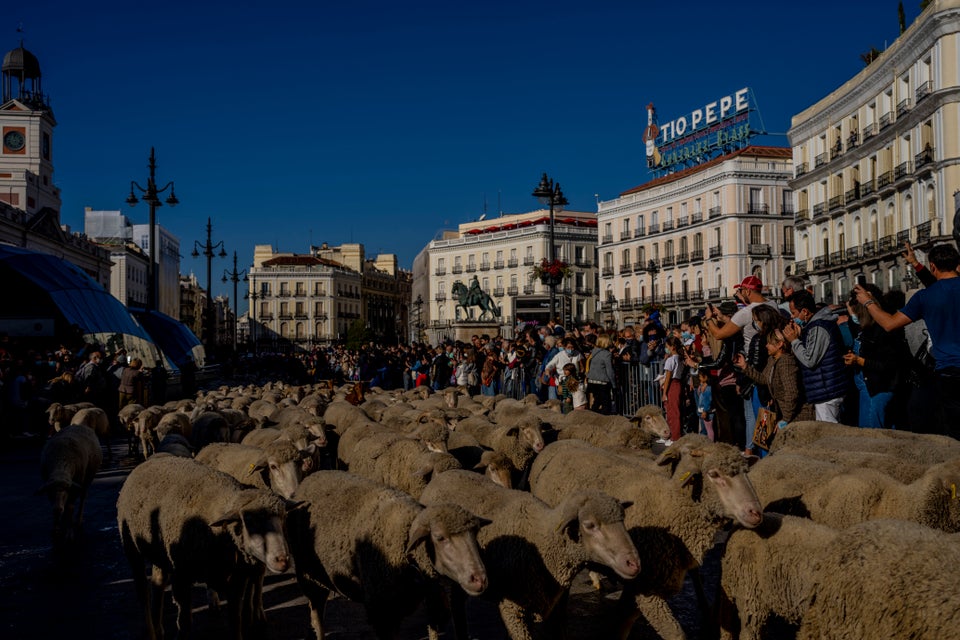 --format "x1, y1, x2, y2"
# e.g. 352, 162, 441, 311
3, 242, 958, 453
